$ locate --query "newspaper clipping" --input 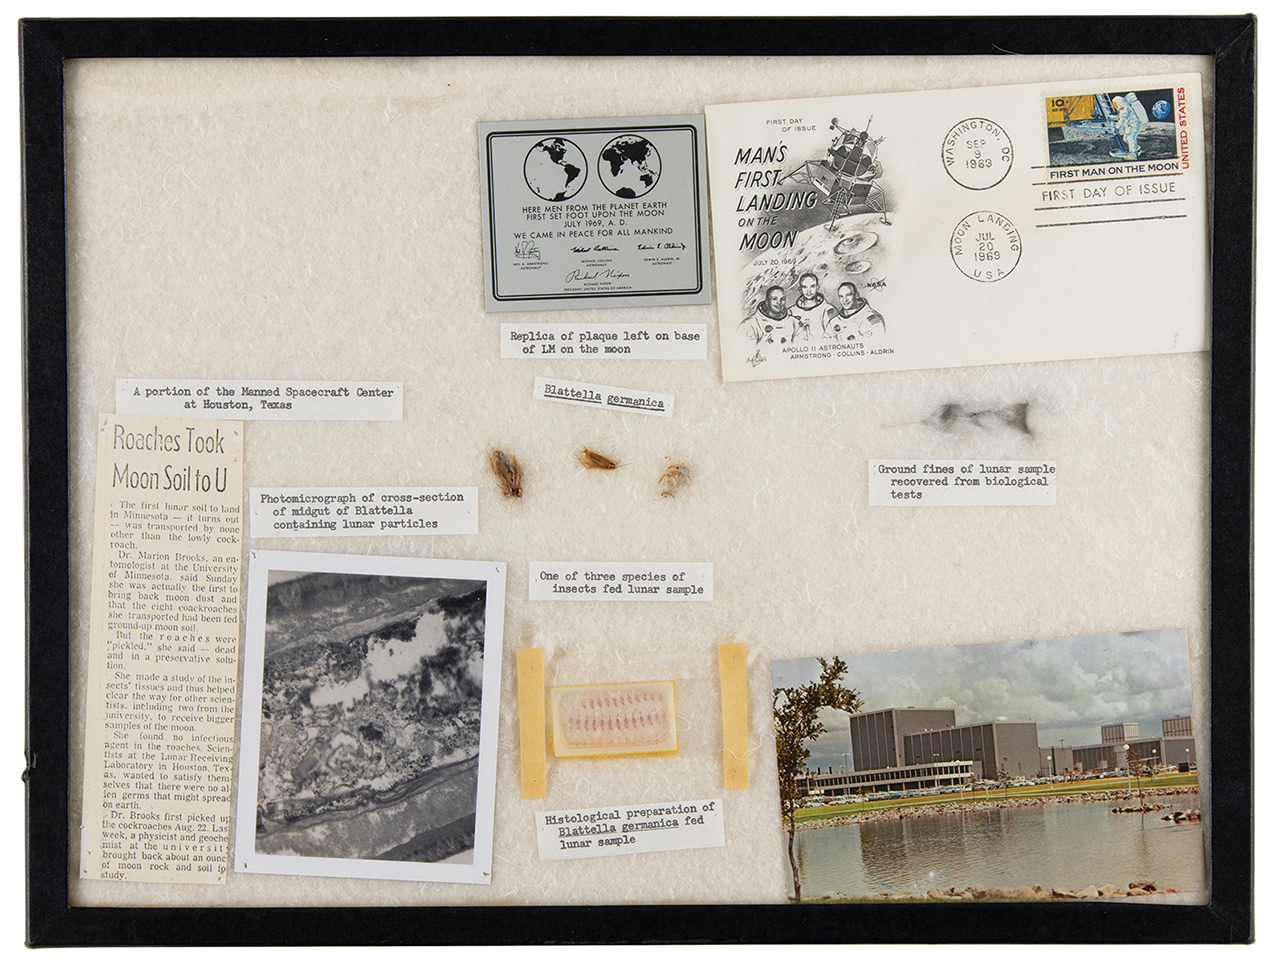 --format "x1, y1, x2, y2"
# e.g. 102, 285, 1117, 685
79, 413, 244, 884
